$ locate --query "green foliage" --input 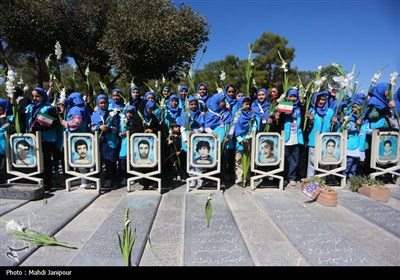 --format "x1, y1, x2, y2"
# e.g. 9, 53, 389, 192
348, 175, 369, 192
205, 195, 213, 228
117, 209, 136, 266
